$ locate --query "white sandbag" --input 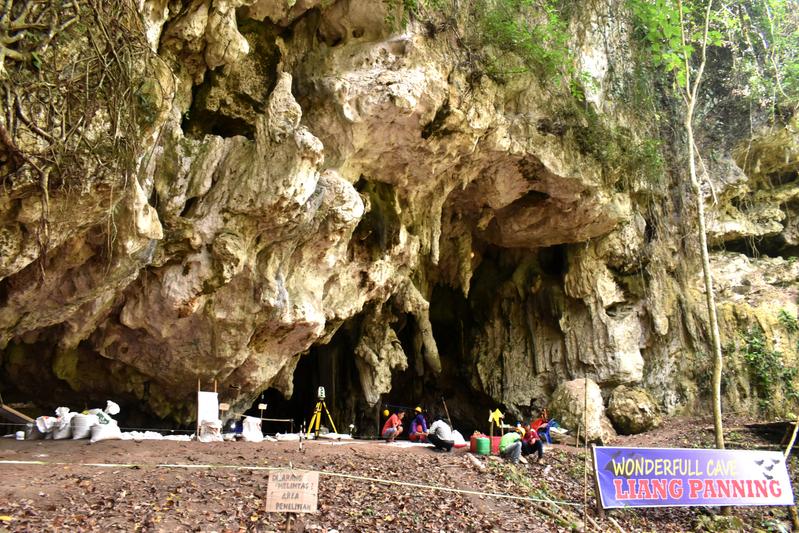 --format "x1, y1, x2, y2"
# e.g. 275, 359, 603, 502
35, 416, 56, 435
52, 421, 73, 440
451, 430, 466, 445
198, 420, 223, 443
90, 421, 122, 443
71, 414, 98, 439
241, 416, 263, 443
52, 408, 75, 440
